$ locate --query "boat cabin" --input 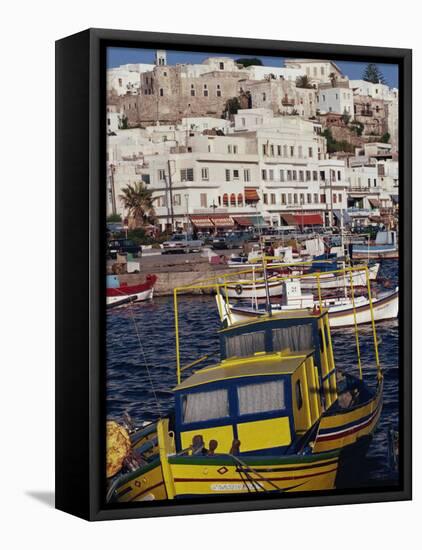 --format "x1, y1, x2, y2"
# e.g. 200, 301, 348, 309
173, 310, 337, 456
